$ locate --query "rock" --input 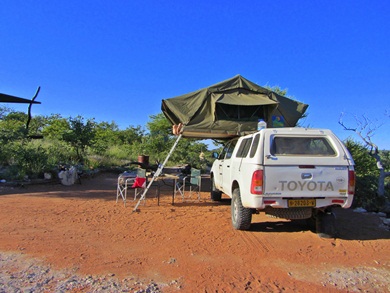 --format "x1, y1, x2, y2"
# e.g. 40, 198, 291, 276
353, 207, 367, 213
382, 218, 390, 226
